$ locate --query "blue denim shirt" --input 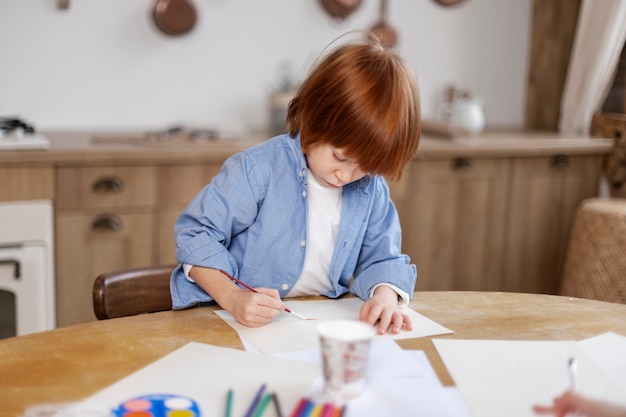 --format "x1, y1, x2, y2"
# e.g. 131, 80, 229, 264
170, 134, 417, 309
